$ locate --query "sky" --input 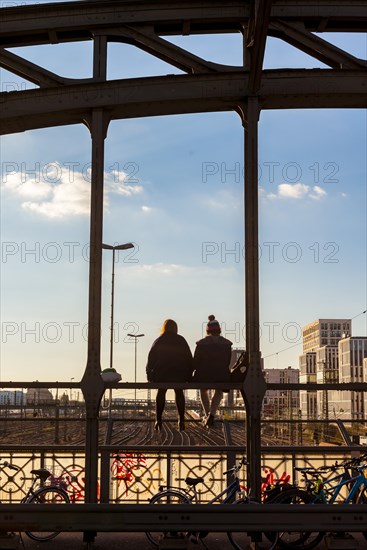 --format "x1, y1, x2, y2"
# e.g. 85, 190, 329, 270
0, 0, 366, 397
